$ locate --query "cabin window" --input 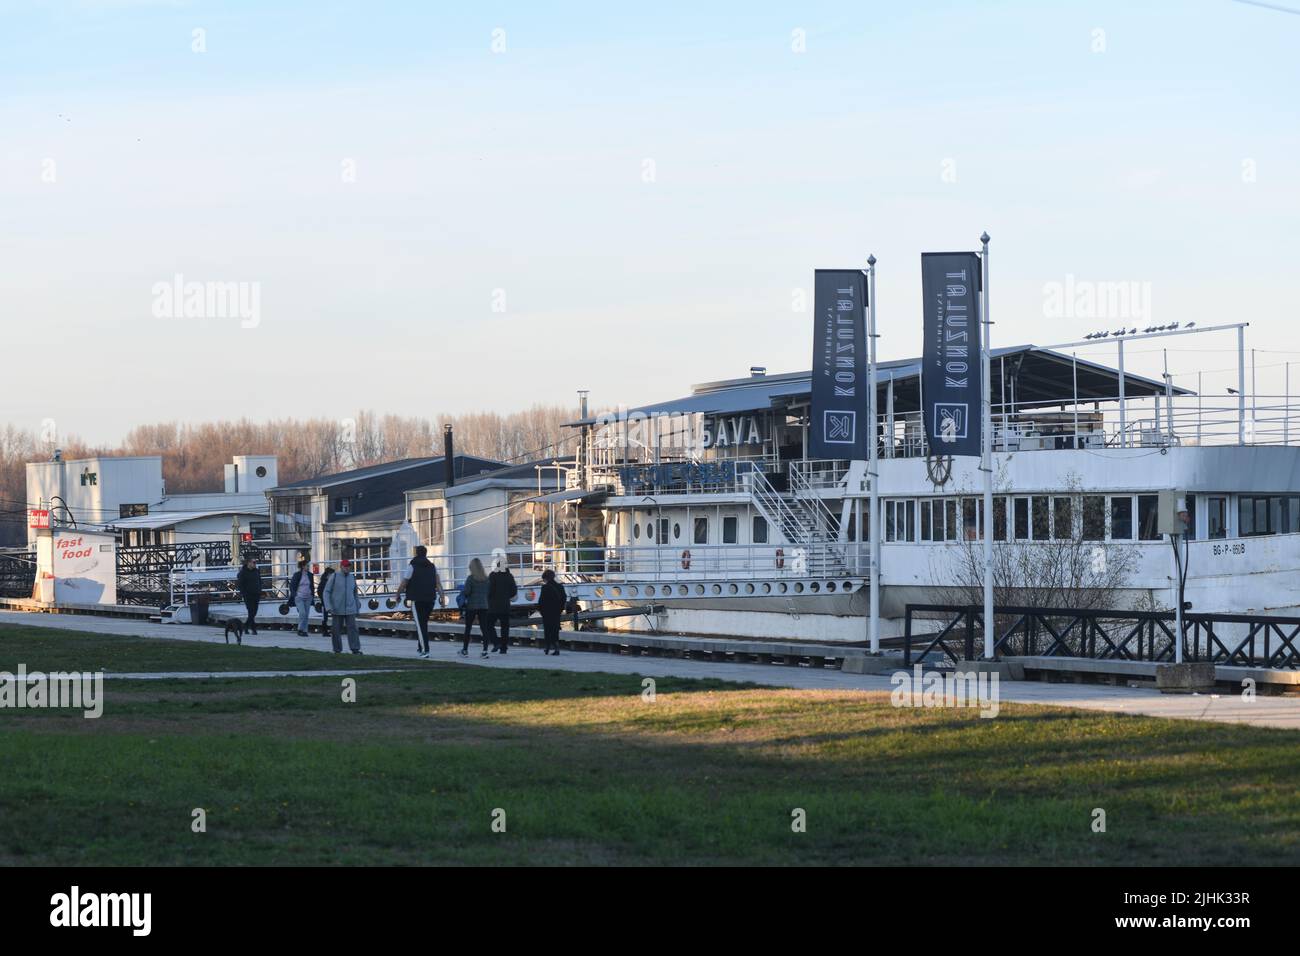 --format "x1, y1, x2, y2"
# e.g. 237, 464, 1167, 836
944, 499, 958, 541
1289, 497, 1300, 534
1013, 497, 1030, 540
1239, 495, 1275, 537
1109, 496, 1133, 540
1184, 496, 1197, 541
885, 500, 915, 542
920, 500, 934, 541
1137, 494, 1160, 540
993, 497, 1008, 541
646, 522, 656, 543
119, 503, 148, 518
673, 522, 682, 540
658, 518, 670, 544
753, 515, 769, 544
1207, 496, 1227, 539
415, 506, 445, 546
1031, 496, 1050, 540
334, 497, 352, 516
1052, 497, 1073, 540
962, 498, 979, 540
694, 517, 708, 544
1082, 496, 1105, 540
633, 522, 641, 541
722, 516, 738, 544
